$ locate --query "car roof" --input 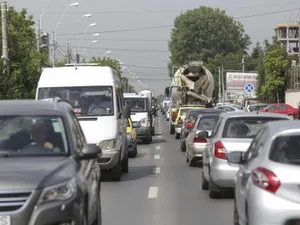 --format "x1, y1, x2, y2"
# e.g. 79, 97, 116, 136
0, 100, 71, 116
219, 112, 289, 119
189, 108, 224, 113
266, 120, 300, 136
